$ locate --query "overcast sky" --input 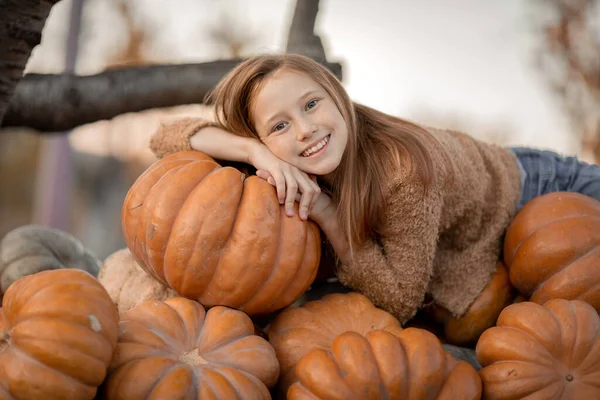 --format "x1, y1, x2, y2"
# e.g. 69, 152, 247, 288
29, 0, 578, 156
